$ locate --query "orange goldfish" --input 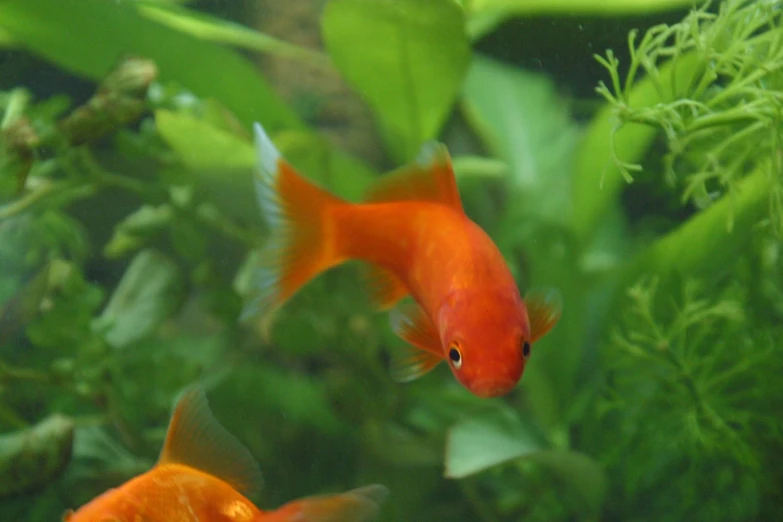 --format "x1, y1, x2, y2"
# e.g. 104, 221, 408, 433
244, 123, 562, 398
63, 387, 388, 522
